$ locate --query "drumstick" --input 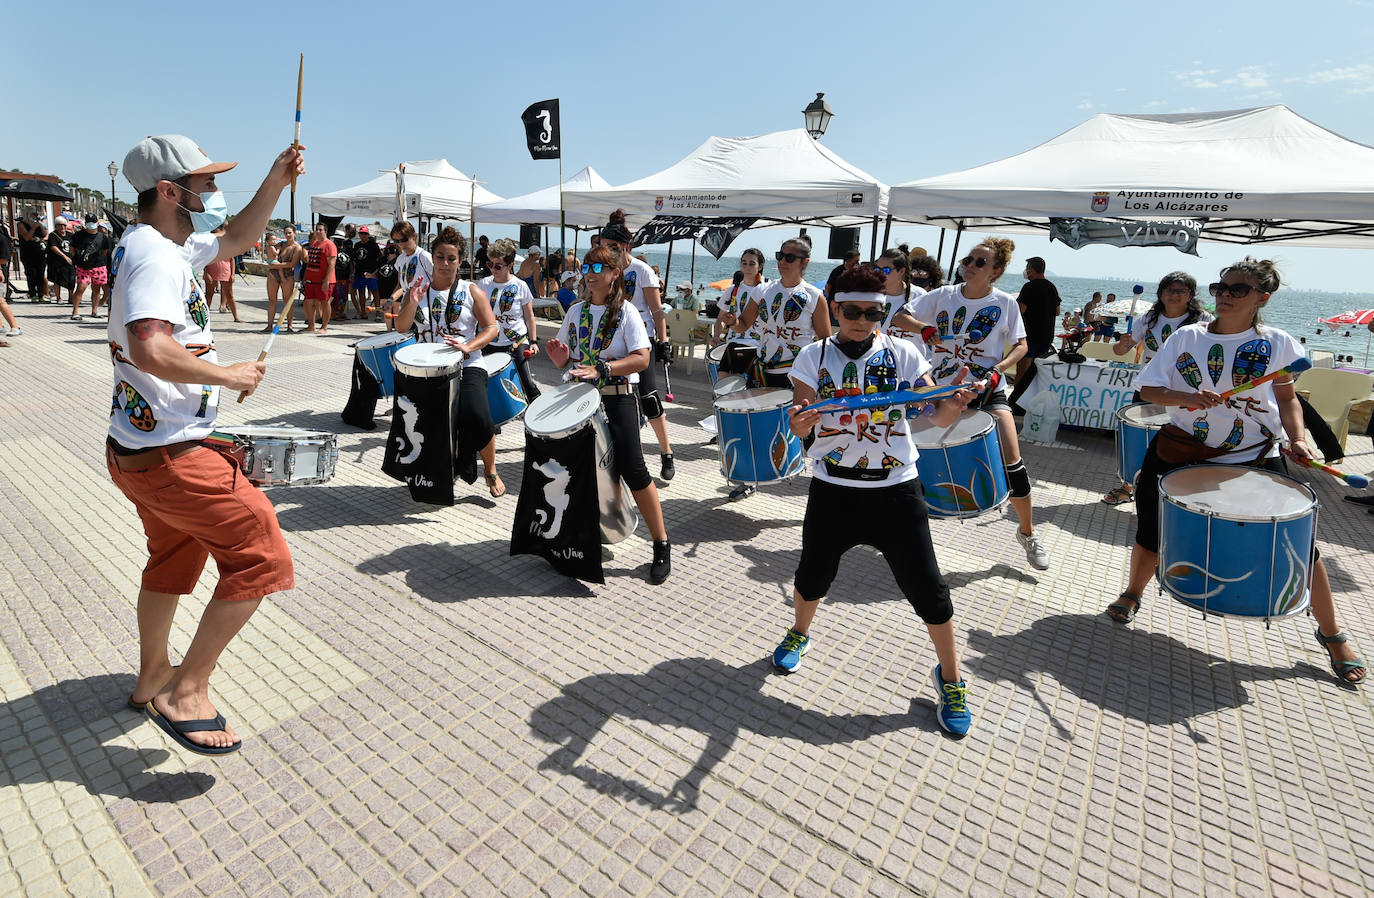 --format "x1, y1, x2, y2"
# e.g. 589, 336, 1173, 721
1183, 358, 1313, 410
236, 293, 295, 403
806, 382, 971, 413
1280, 447, 1370, 488
291, 54, 303, 193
